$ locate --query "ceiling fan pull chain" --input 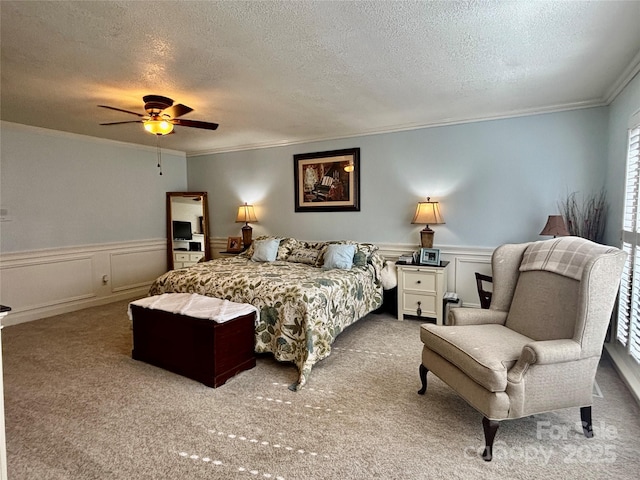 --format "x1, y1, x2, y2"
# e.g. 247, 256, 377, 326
156, 135, 163, 176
